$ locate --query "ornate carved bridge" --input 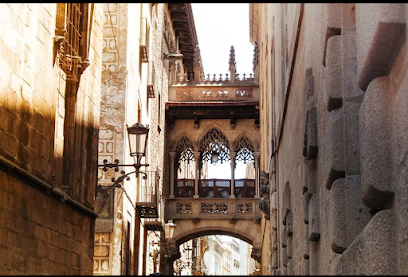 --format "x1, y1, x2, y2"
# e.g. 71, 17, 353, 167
162, 46, 262, 274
